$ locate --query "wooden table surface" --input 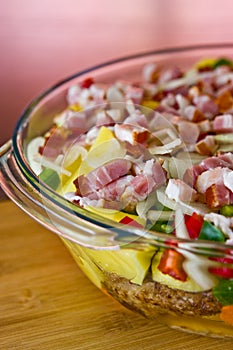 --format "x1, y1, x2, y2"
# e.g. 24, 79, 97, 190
1, 199, 233, 350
